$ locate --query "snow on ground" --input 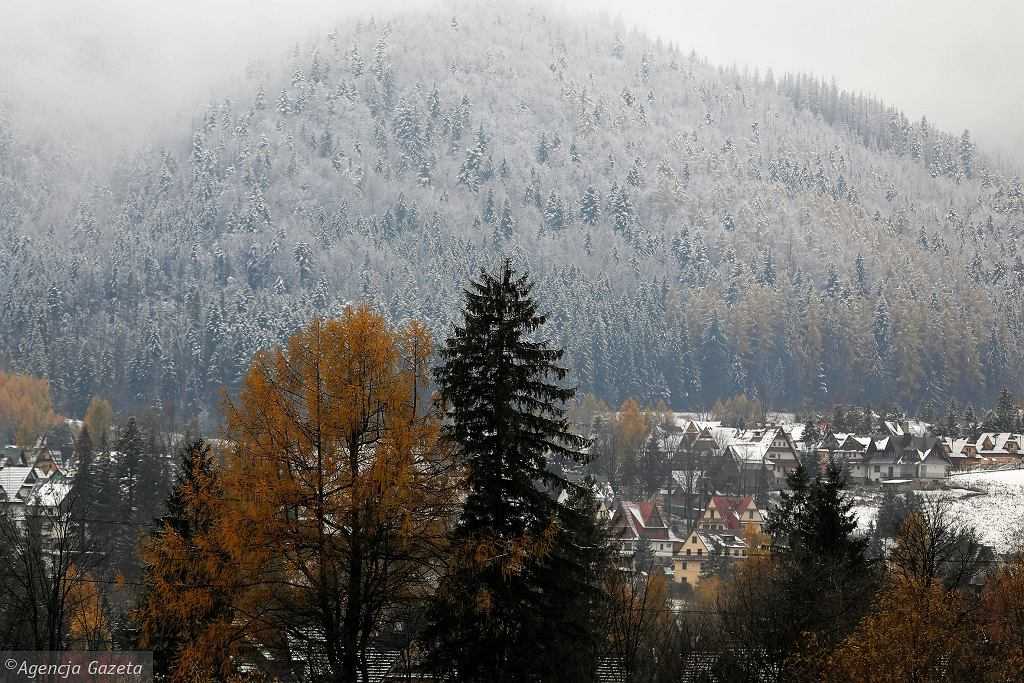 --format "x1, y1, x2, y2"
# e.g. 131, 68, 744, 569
850, 503, 878, 533
945, 470, 1024, 551
851, 469, 1024, 552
